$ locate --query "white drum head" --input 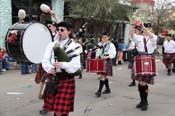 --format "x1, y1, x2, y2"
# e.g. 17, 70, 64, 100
23, 23, 52, 64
